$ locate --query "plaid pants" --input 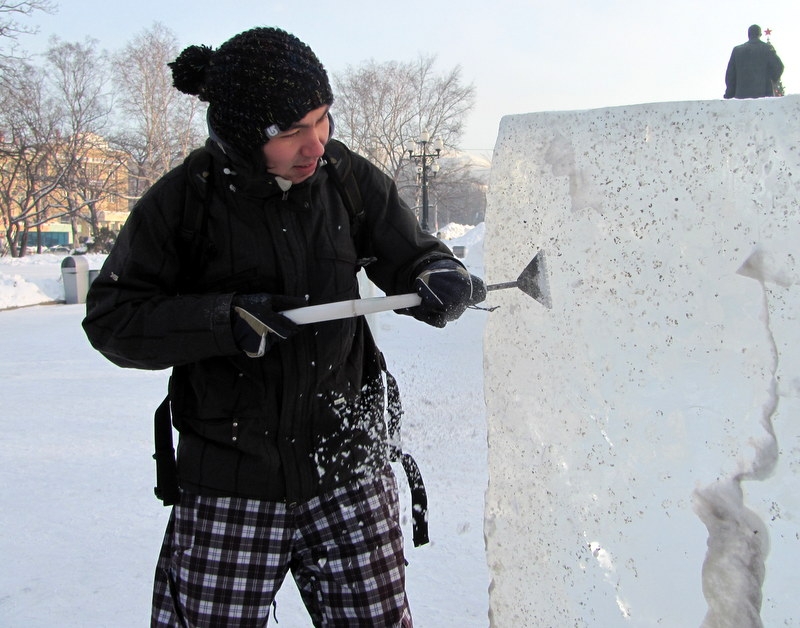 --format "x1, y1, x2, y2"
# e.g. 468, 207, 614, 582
151, 468, 412, 627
